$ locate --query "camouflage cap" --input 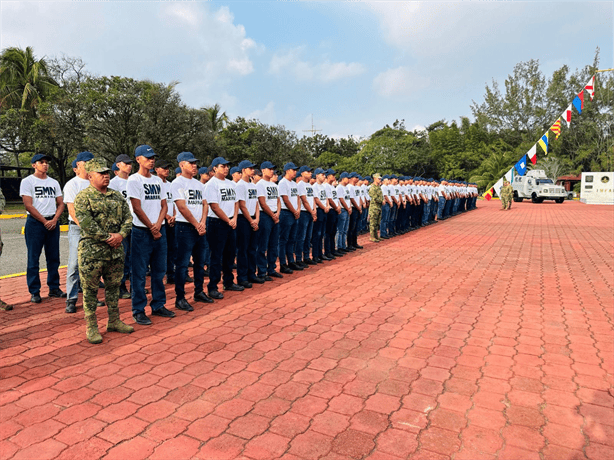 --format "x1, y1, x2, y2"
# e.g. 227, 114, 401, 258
372, 173, 382, 179
85, 158, 111, 173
